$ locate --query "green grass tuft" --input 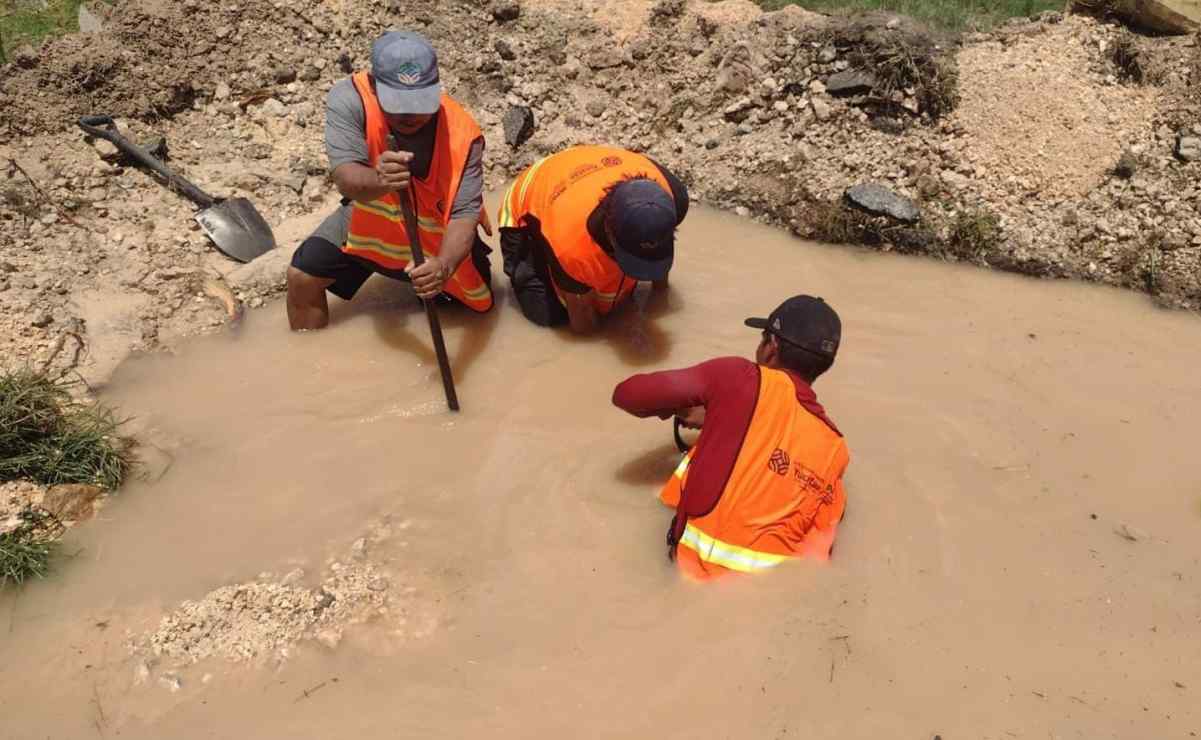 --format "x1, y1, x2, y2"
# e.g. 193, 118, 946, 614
0, 369, 133, 490
0, 506, 62, 586
802, 197, 888, 244
0, 0, 112, 63
758, 0, 1063, 32
945, 206, 1002, 261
